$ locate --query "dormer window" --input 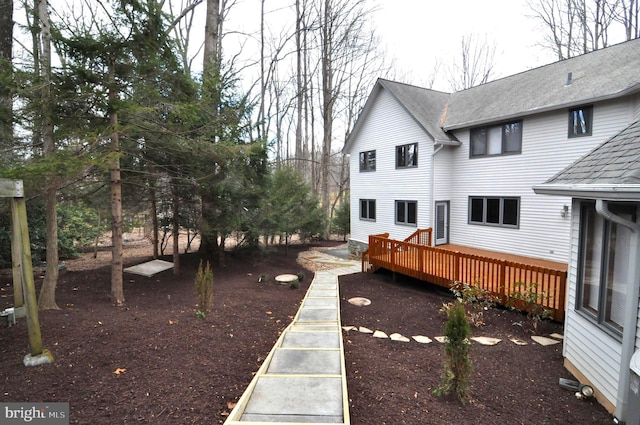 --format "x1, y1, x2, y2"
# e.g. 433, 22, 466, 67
569, 106, 593, 138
